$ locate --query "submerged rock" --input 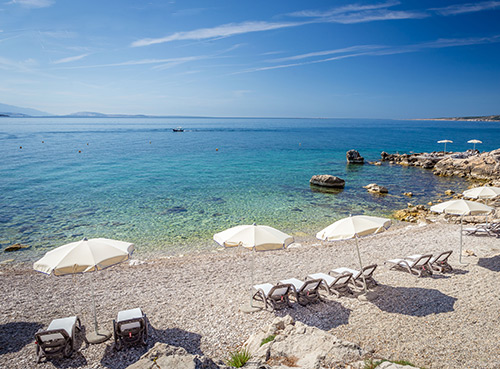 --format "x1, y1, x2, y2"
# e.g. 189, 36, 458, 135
309, 175, 345, 188
4, 243, 30, 252
346, 149, 364, 164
